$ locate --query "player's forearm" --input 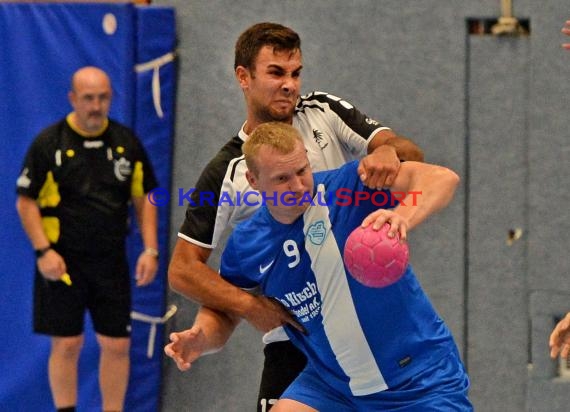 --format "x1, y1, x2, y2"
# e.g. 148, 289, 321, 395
168, 240, 259, 318
384, 135, 425, 162
15, 195, 51, 249
393, 162, 459, 229
171, 262, 258, 319
195, 306, 240, 354
368, 129, 424, 162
